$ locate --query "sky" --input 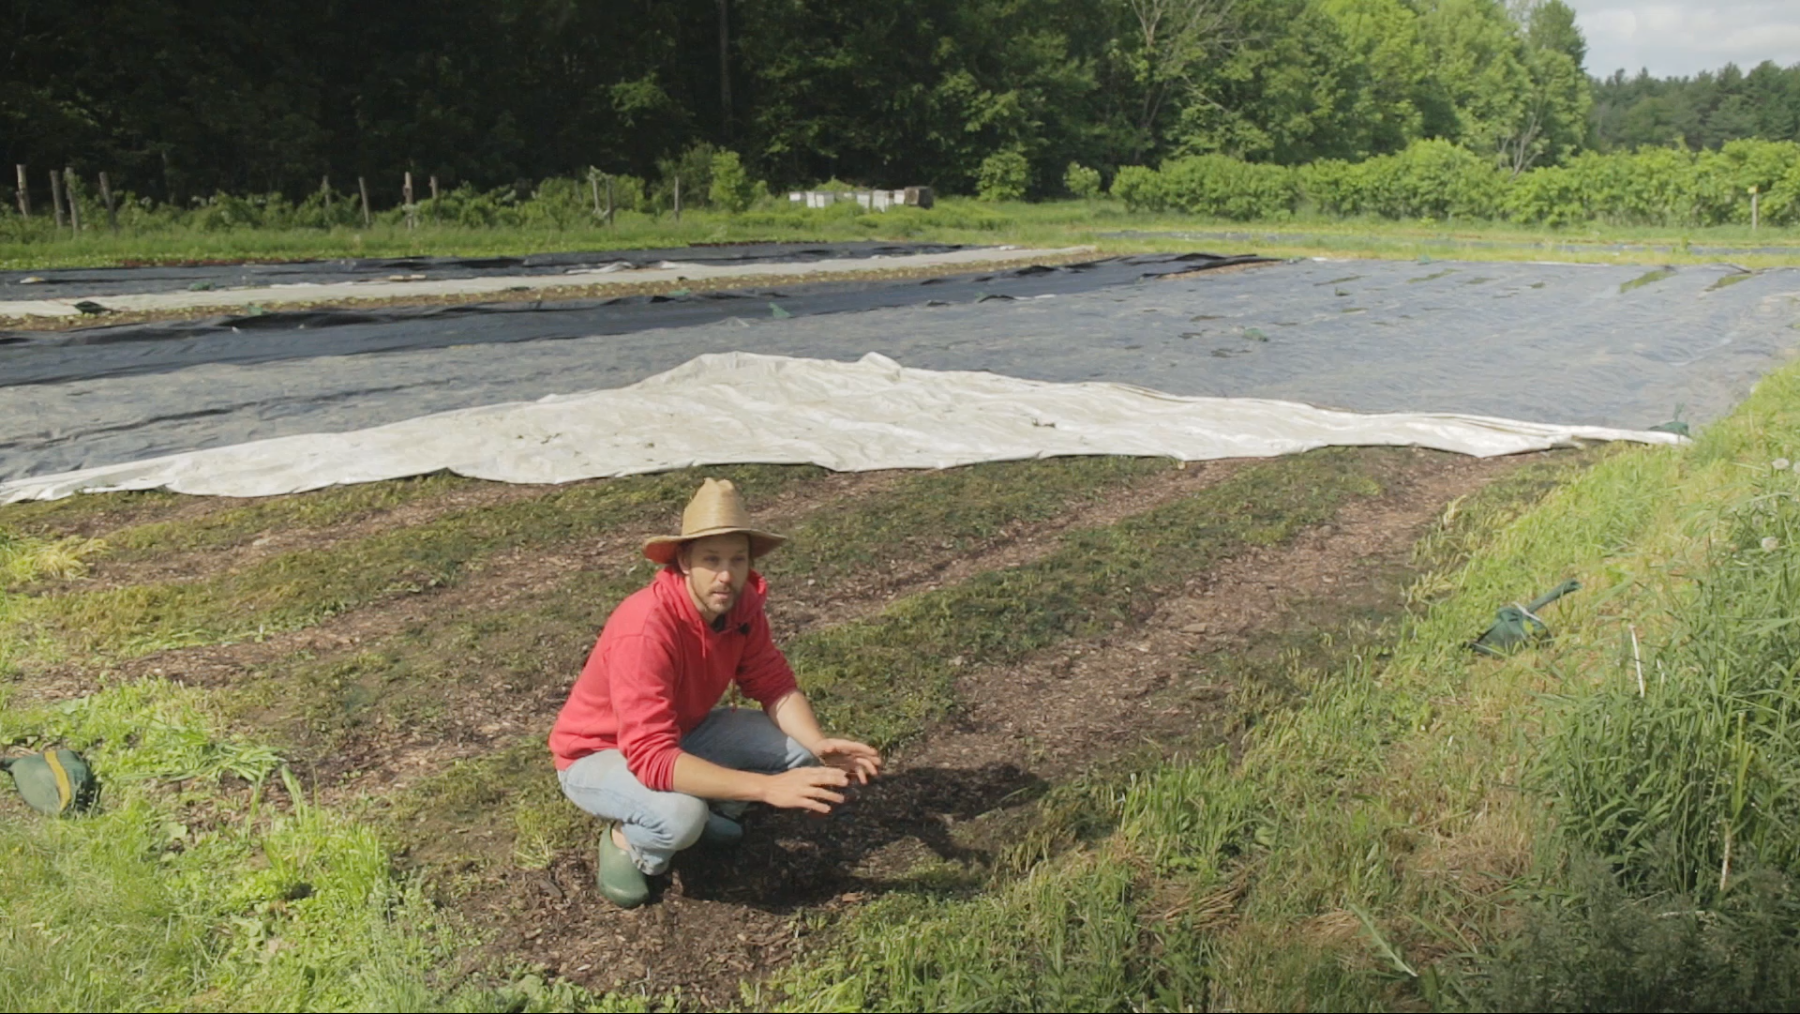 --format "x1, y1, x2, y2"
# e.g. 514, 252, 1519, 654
1565, 0, 1800, 79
